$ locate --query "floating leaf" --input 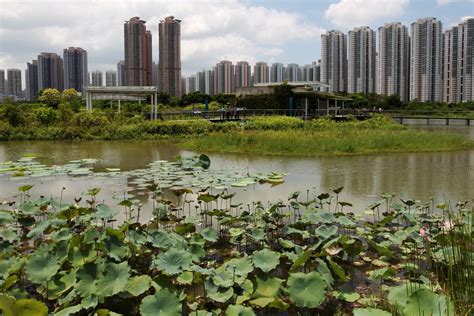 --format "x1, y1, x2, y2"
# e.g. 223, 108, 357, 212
251, 249, 280, 273
287, 272, 326, 308
25, 253, 60, 285
154, 249, 193, 275
126, 275, 152, 297
200, 228, 218, 242
96, 262, 130, 297
225, 304, 255, 316
353, 308, 391, 316
140, 289, 182, 316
